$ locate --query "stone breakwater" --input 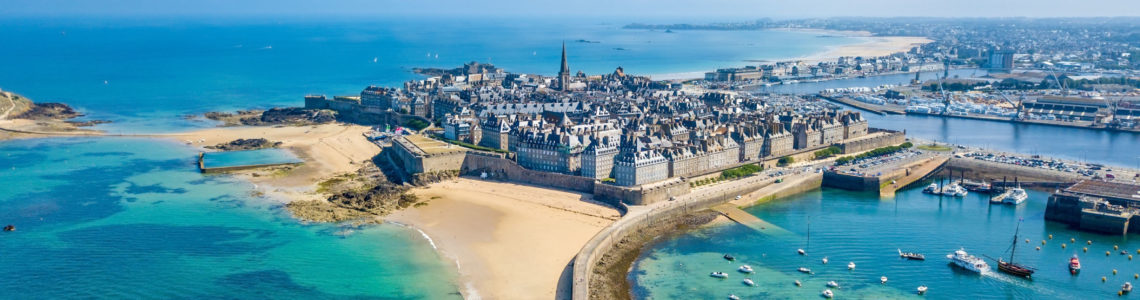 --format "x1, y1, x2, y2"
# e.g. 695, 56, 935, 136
571, 172, 823, 300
